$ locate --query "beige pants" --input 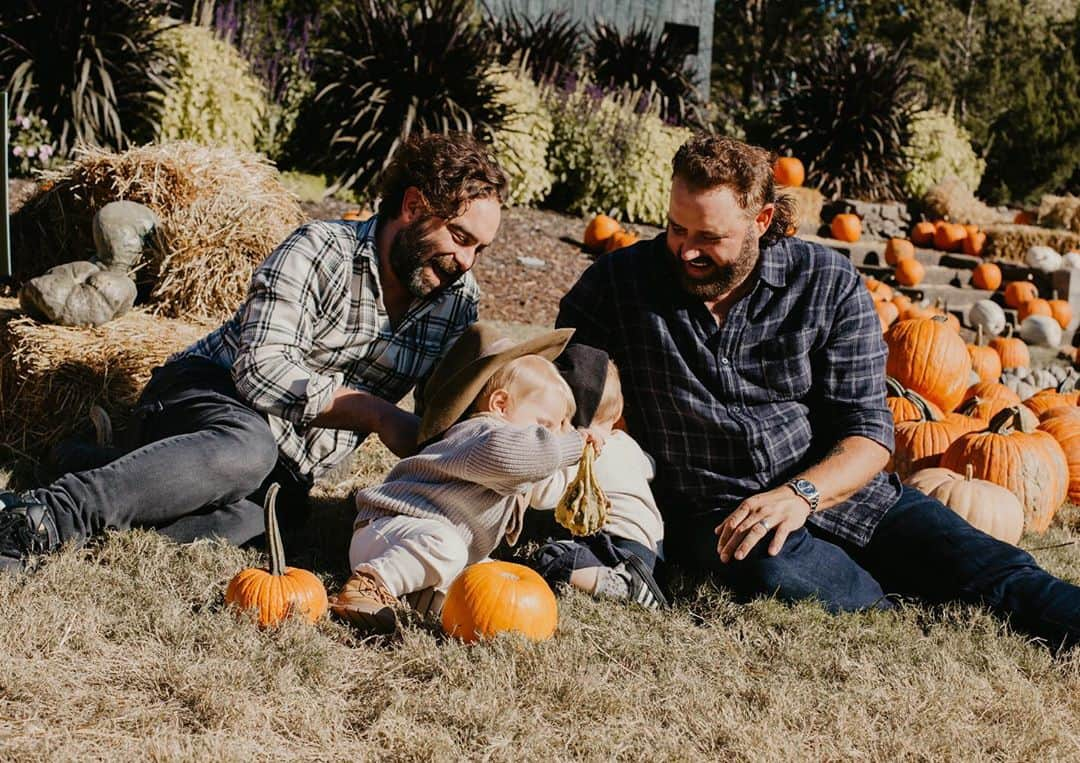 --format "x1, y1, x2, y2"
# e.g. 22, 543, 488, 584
348, 515, 470, 599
